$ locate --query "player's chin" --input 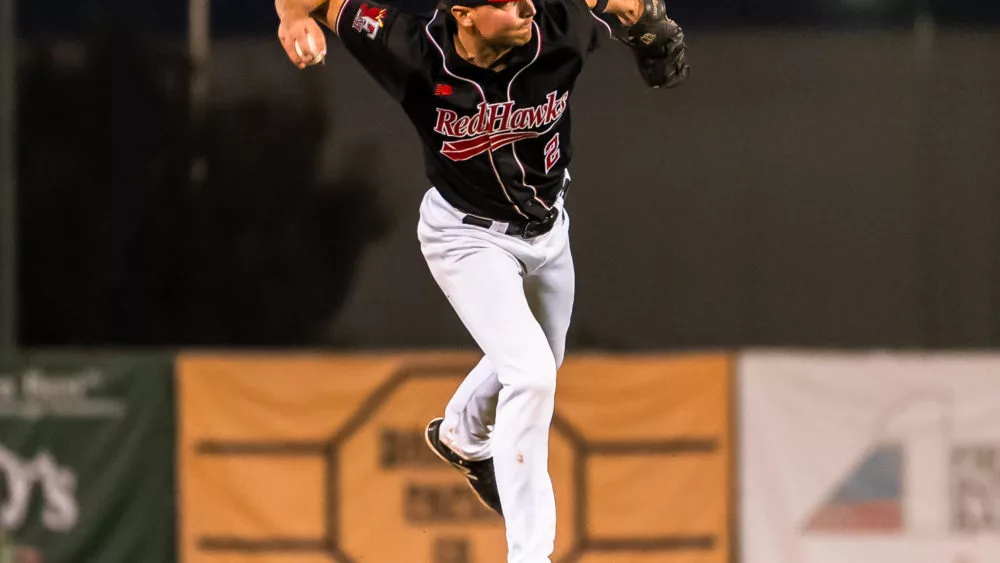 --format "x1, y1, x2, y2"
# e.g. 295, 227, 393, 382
508, 26, 532, 46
